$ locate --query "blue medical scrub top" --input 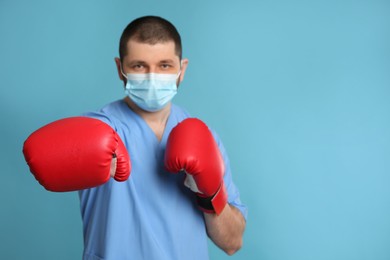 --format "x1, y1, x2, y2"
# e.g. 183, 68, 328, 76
79, 99, 248, 260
